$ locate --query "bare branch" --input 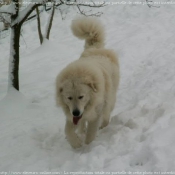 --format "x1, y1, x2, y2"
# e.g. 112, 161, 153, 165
57, 6, 65, 20
76, 5, 103, 17
11, 4, 37, 26
36, 6, 43, 44
78, 2, 106, 8
0, 11, 14, 15
59, 0, 64, 4
0, 14, 11, 28
11, 0, 50, 26
64, 0, 106, 8
55, 1, 63, 7
45, 1, 55, 39
73, 0, 104, 17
